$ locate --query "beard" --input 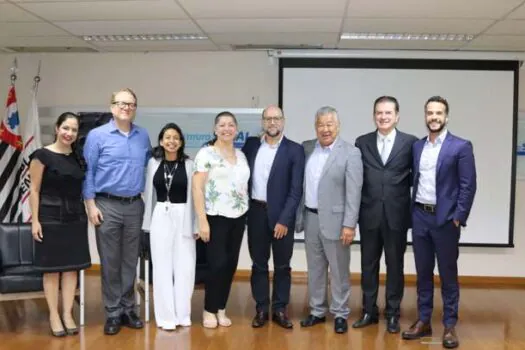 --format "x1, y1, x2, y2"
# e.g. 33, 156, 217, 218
266, 128, 281, 138
426, 120, 446, 133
